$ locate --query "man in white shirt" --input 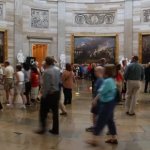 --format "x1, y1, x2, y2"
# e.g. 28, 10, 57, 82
3, 61, 14, 105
